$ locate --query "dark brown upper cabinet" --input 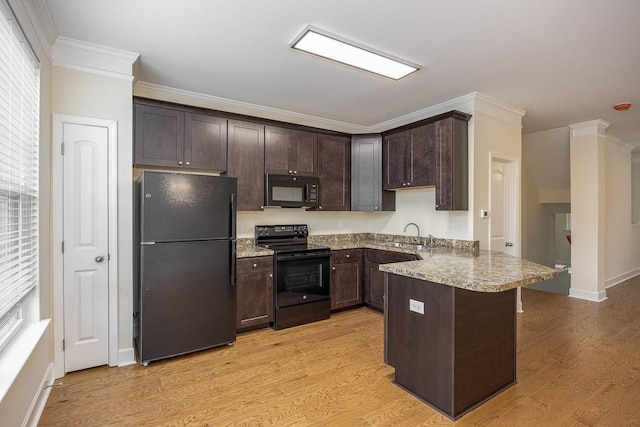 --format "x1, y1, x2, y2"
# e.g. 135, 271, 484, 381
317, 134, 351, 211
435, 113, 470, 211
383, 123, 435, 190
226, 120, 265, 211
265, 126, 318, 176
134, 103, 227, 171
